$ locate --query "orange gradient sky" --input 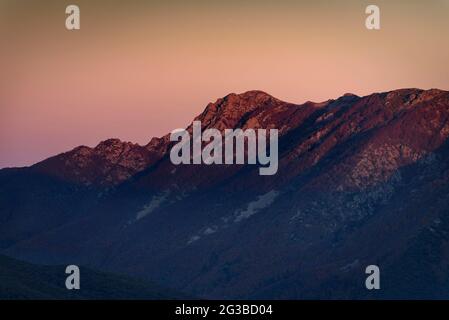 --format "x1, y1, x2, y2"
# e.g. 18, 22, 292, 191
1, 0, 449, 168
